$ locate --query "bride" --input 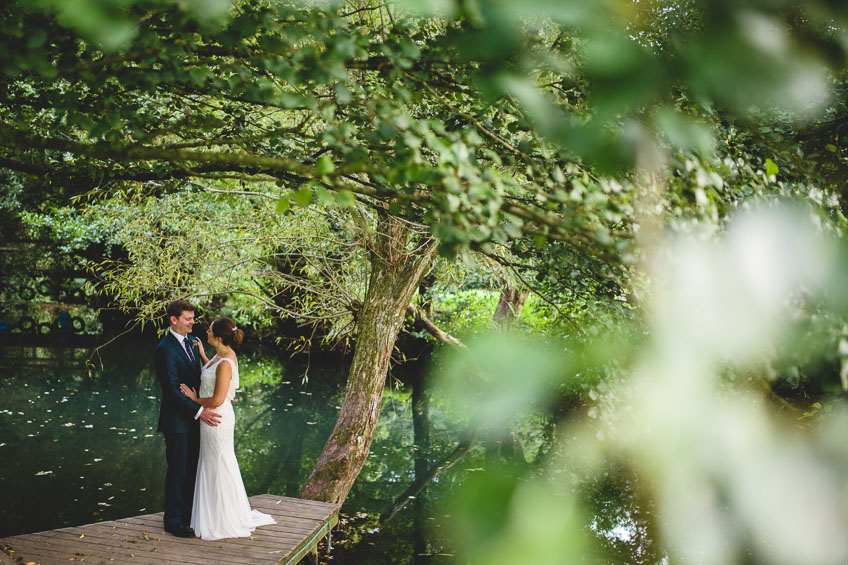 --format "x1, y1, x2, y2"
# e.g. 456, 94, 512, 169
180, 317, 276, 540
